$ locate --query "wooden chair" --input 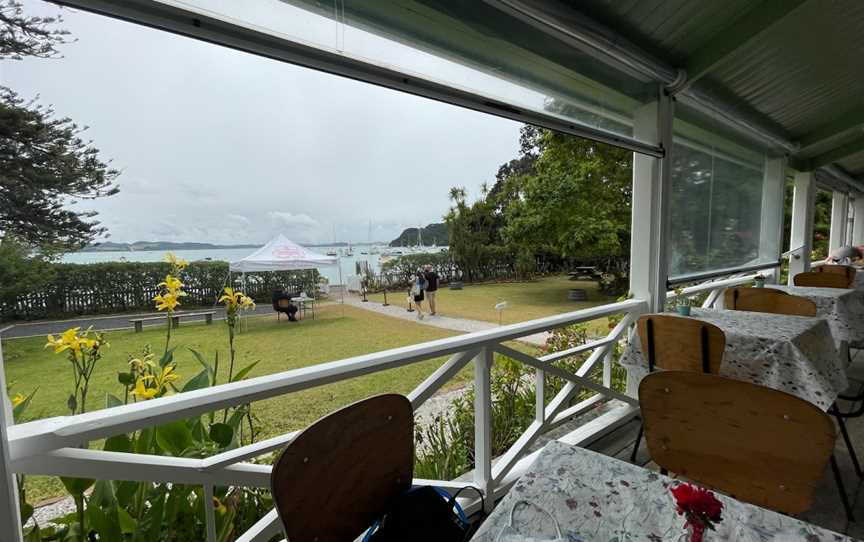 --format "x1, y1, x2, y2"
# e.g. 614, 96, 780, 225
814, 264, 857, 286
724, 288, 817, 317
793, 271, 852, 289
630, 314, 725, 462
271, 394, 414, 542
639, 371, 848, 518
